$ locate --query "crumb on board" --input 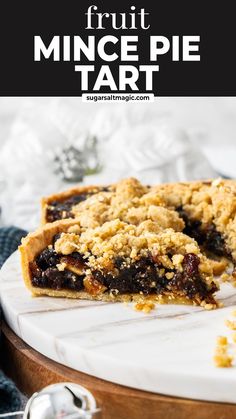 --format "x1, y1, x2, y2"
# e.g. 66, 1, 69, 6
134, 301, 155, 314
214, 336, 233, 368
232, 332, 236, 344
225, 319, 236, 330
216, 336, 228, 346
213, 353, 233, 368
200, 301, 216, 310
213, 312, 236, 367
